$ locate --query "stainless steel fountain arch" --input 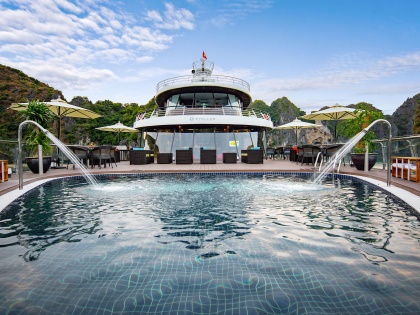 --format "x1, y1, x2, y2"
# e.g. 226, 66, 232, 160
362, 119, 392, 186
18, 120, 51, 190
314, 118, 392, 186
18, 120, 98, 190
